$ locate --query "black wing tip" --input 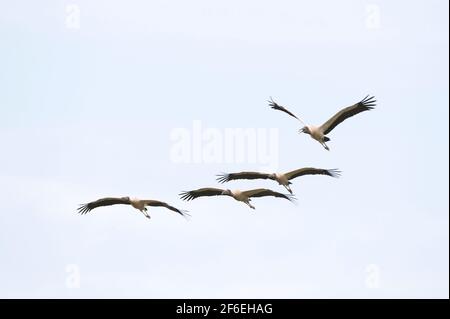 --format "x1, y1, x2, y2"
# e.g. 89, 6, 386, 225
172, 207, 191, 218
268, 96, 279, 108
360, 95, 376, 108
179, 191, 194, 201
285, 193, 297, 202
77, 203, 90, 215
215, 173, 230, 184
179, 210, 192, 219
328, 169, 342, 178
267, 190, 297, 202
